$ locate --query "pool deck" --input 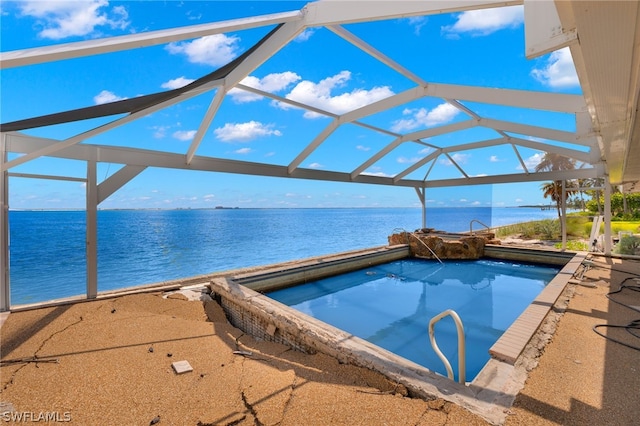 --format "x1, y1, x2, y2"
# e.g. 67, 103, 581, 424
489, 251, 587, 365
0, 255, 638, 425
